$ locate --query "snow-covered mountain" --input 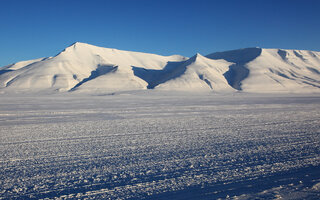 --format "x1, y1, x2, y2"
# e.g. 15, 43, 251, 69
0, 42, 187, 93
207, 48, 320, 93
0, 42, 319, 94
